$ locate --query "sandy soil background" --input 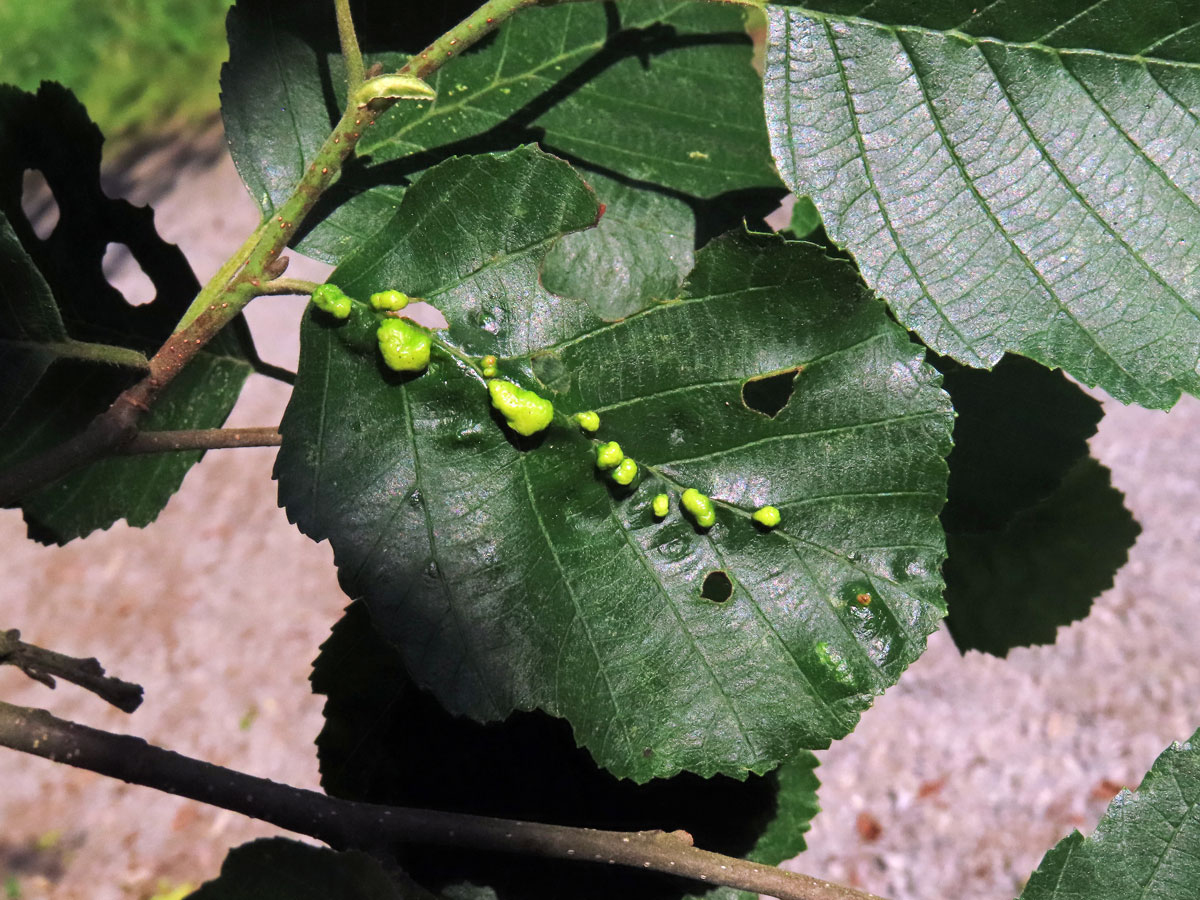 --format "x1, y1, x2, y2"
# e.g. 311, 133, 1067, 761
2, 126, 1198, 900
